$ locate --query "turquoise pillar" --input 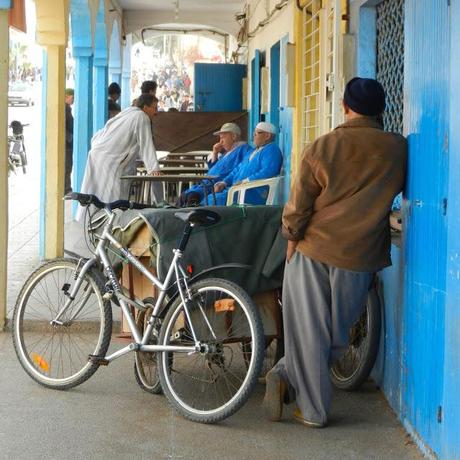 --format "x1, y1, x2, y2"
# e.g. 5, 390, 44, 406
73, 47, 93, 197
109, 71, 121, 85
93, 56, 108, 132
